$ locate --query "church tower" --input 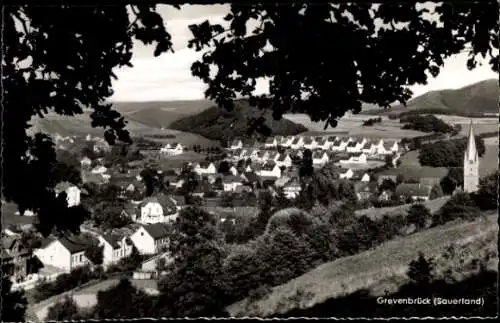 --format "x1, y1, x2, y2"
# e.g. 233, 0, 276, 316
463, 120, 479, 193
